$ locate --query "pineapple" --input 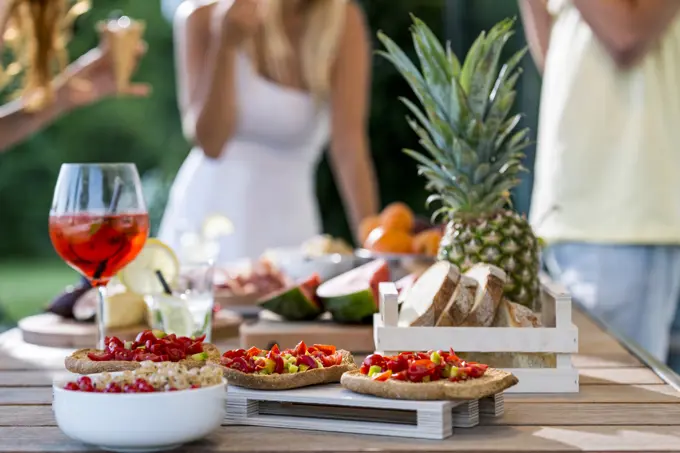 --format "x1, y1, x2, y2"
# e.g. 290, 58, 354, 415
377, 16, 540, 308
